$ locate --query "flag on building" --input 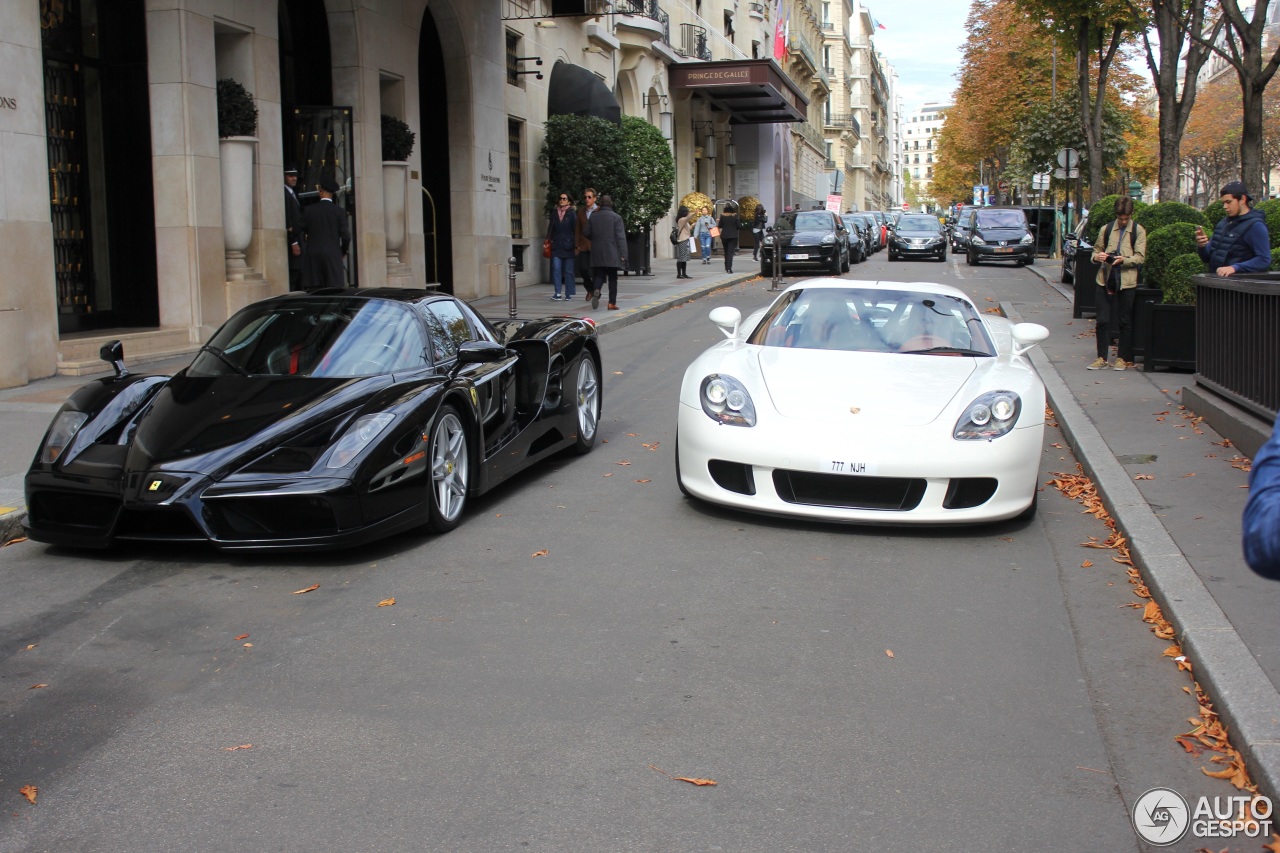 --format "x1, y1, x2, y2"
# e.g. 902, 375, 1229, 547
873, 18, 886, 30
773, 3, 788, 60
